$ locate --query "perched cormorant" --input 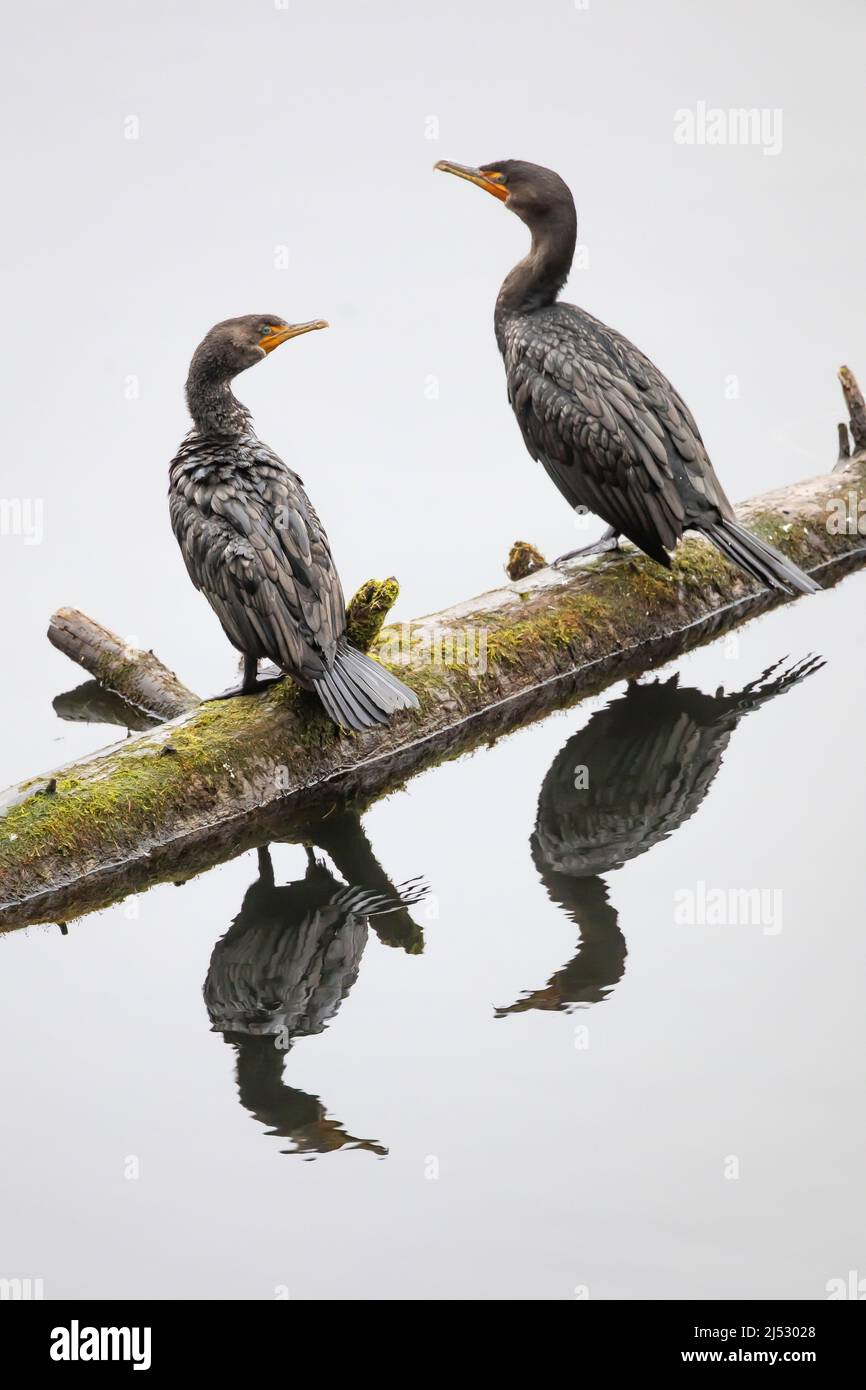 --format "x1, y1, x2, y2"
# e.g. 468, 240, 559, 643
434, 159, 819, 595
169, 314, 419, 730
